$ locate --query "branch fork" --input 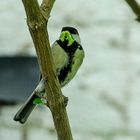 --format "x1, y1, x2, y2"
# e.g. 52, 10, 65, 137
22, 0, 73, 139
